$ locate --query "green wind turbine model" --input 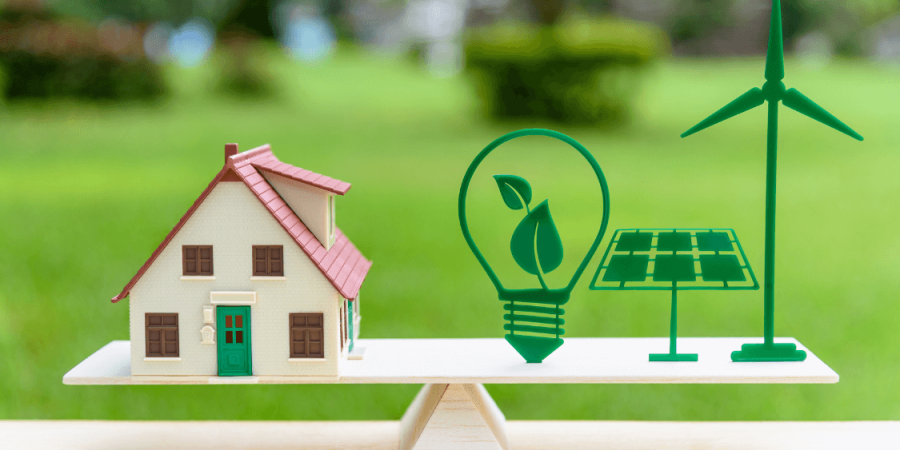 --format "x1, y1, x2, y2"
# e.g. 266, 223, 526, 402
681, 0, 863, 362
